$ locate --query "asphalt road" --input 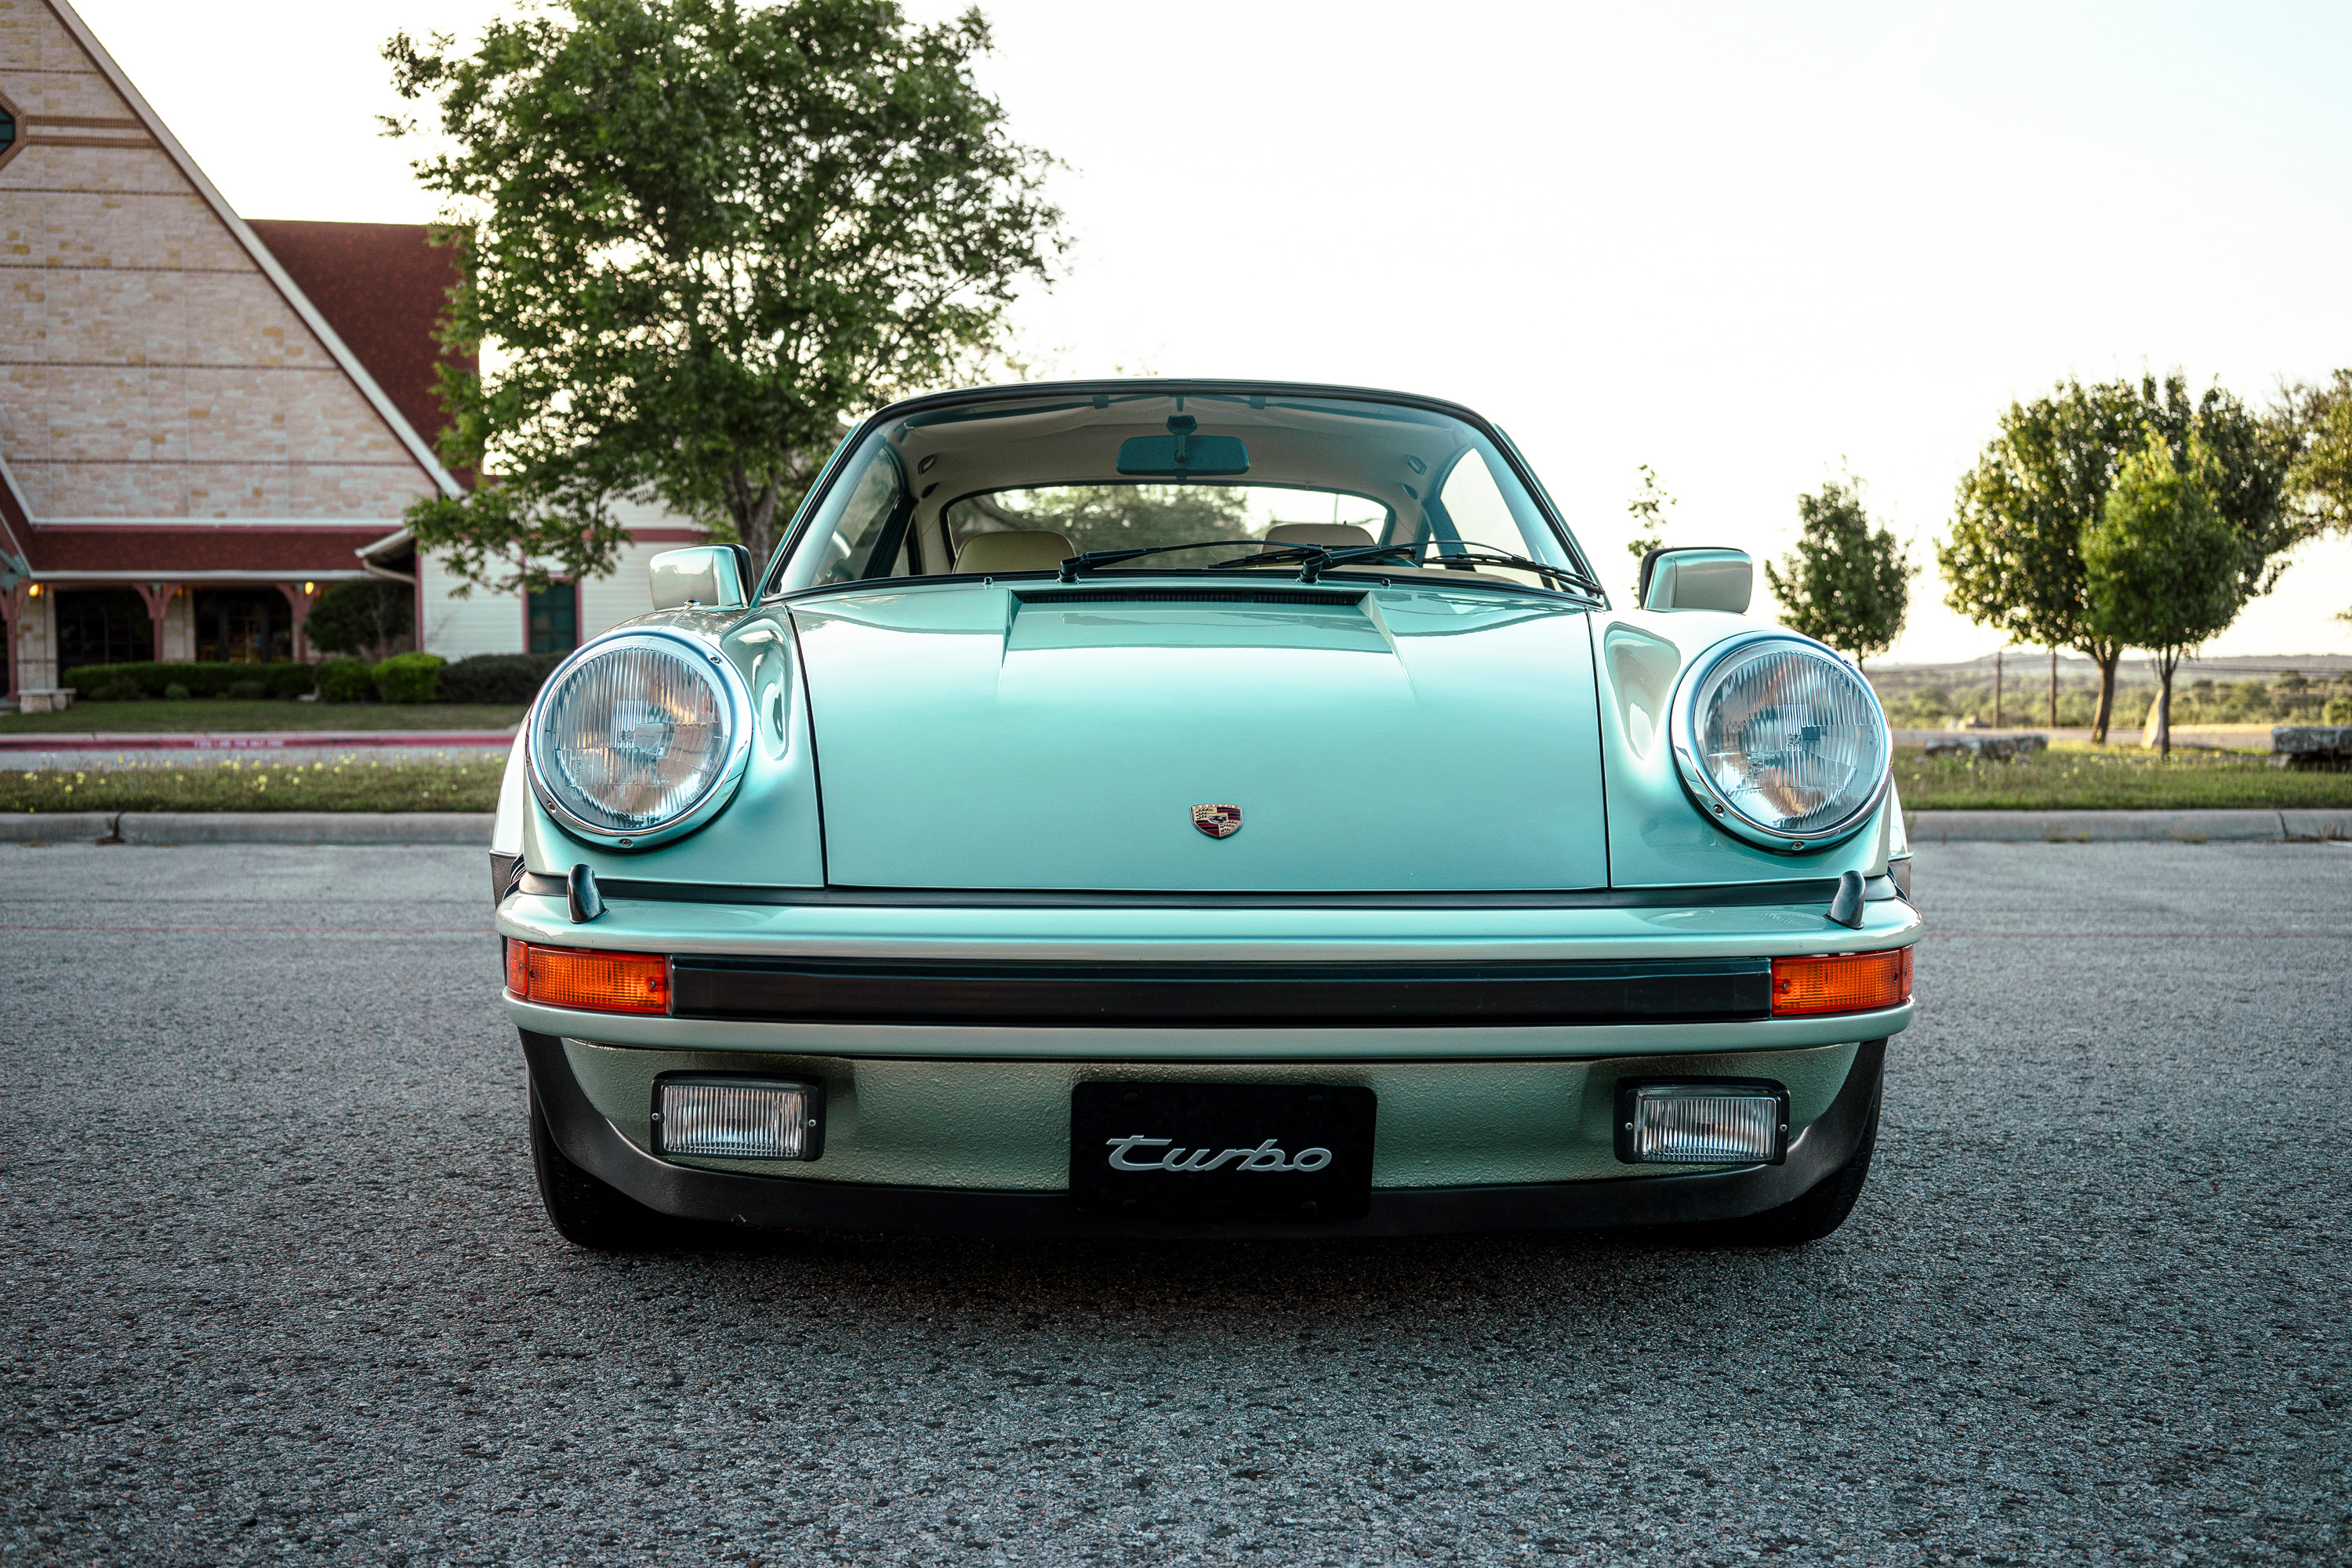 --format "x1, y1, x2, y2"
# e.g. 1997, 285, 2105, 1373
3, 841, 2347, 1566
